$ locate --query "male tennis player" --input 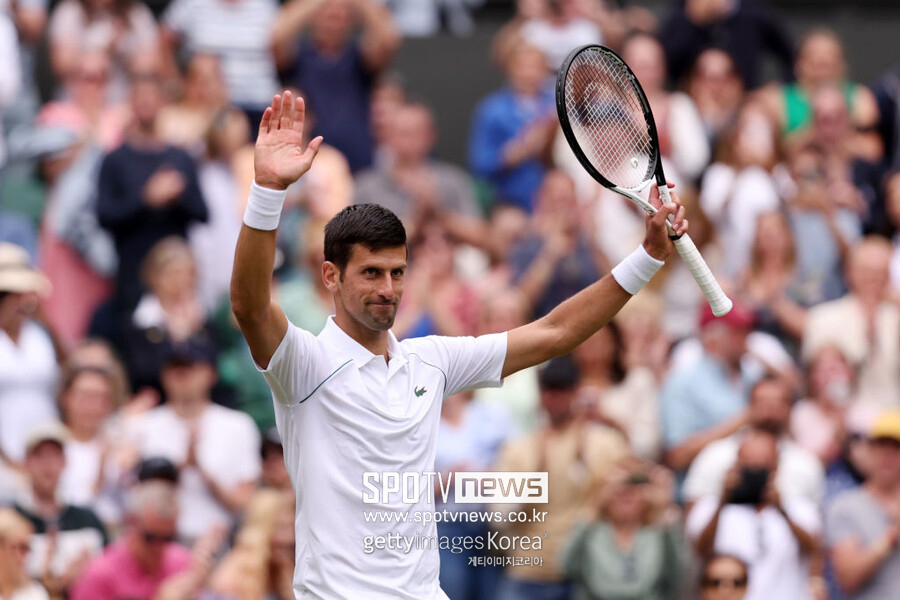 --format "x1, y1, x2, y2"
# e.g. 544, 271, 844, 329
230, 91, 687, 600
